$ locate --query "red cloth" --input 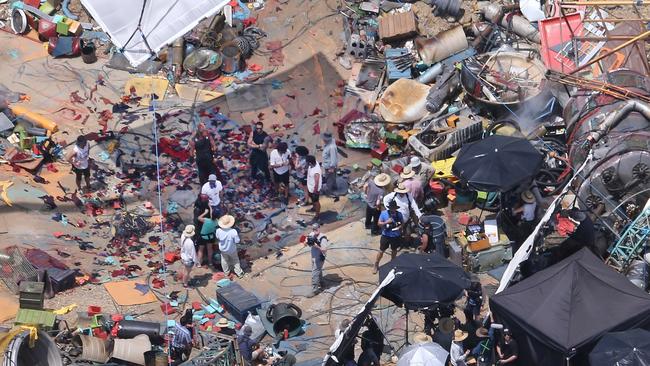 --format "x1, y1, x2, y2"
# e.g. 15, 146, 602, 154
158, 137, 190, 161
556, 213, 576, 236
